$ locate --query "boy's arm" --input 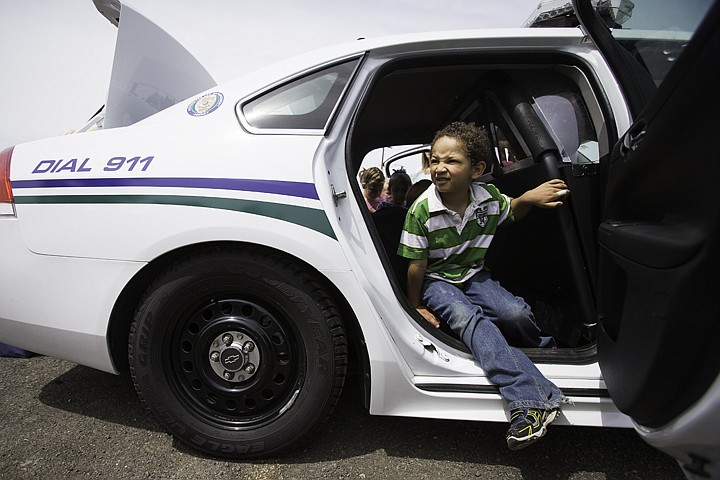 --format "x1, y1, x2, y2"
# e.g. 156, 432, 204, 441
407, 259, 441, 328
511, 178, 569, 220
